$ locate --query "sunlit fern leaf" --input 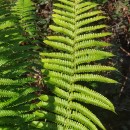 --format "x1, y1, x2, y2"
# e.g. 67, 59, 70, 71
38, 94, 105, 130
39, 0, 118, 130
